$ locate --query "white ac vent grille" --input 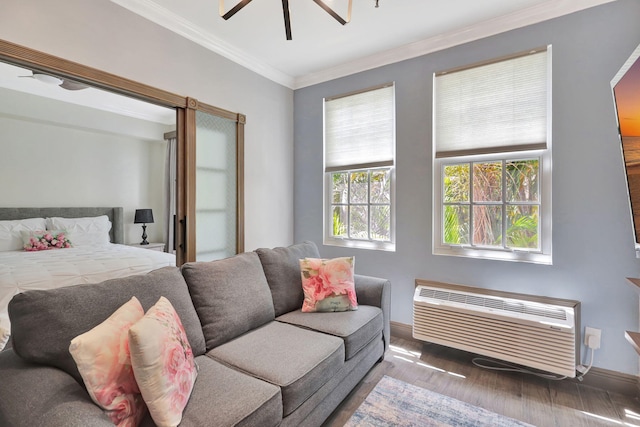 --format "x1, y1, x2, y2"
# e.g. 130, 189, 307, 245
418, 287, 568, 321
413, 282, 579, 378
